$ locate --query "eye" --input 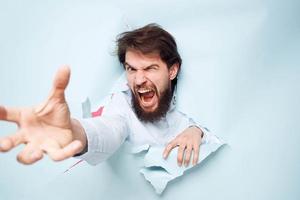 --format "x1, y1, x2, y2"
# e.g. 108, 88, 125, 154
146, 65, 158, 71
126, 66, 136, 73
